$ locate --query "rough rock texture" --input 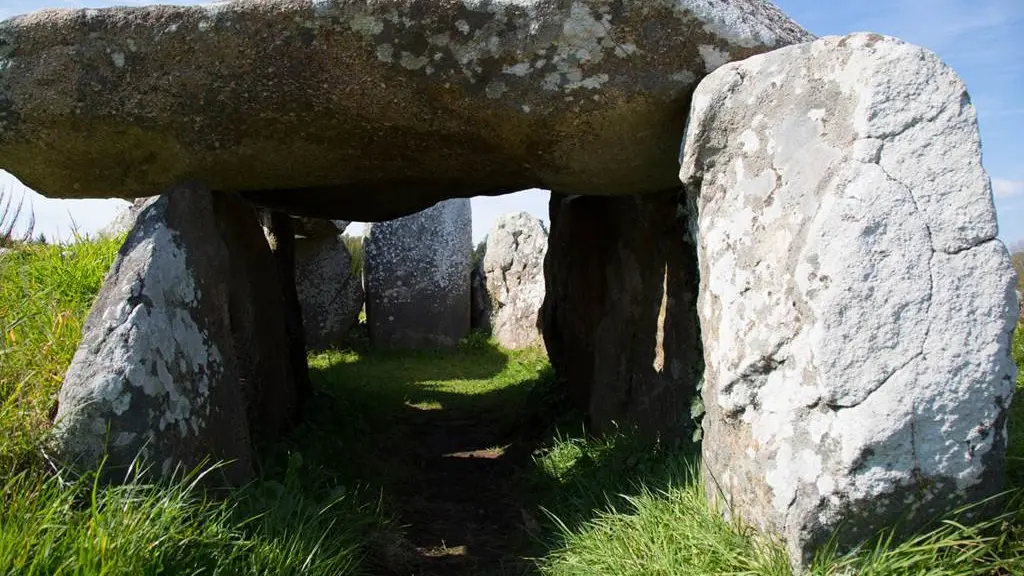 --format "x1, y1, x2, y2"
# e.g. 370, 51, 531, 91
294, 235, 364, 350
541, 191, 703, 437
262, 211, 314, 407
0, 0, 808, 220
364, 199, 472, 349
53, 185, 303, 484
679, 33, 1020, 567
470, 262, 492, 334
482, 212, 548, 350
98, 197, 156, 238
292, 217, 349, 238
